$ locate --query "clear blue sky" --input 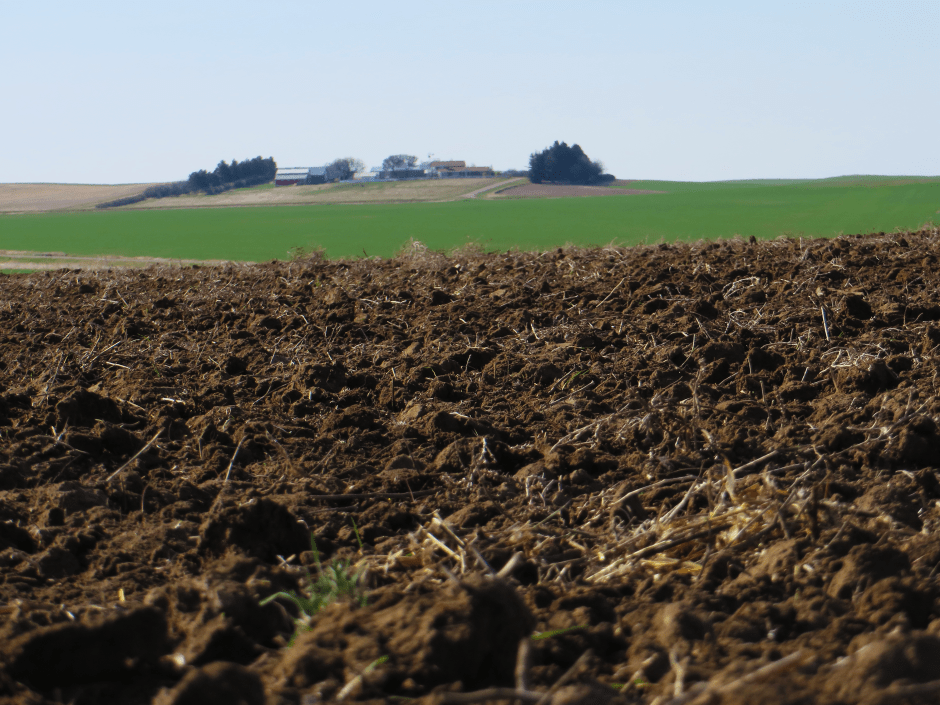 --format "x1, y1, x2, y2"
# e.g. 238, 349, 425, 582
2, 0, 937, 184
